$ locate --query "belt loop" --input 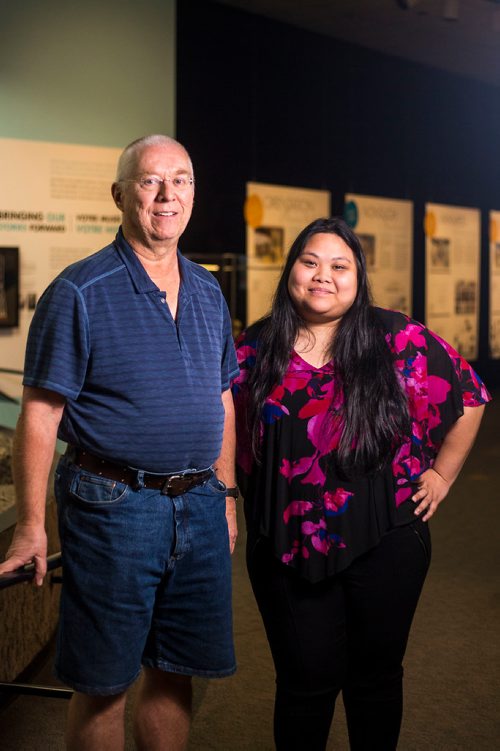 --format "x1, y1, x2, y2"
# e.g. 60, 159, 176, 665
133, 469, 145, 491
64, 444, 77, 463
